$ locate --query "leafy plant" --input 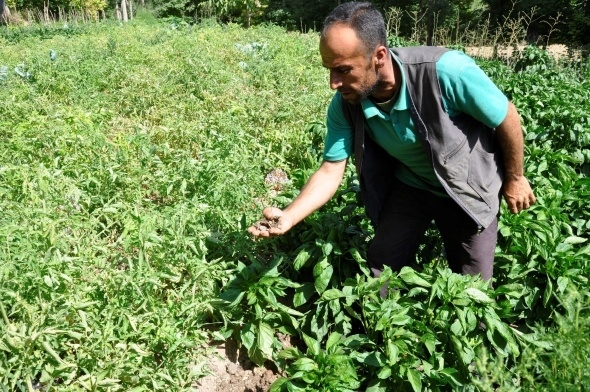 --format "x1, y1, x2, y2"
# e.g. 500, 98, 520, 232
270, 332, 363, 392
217, 258, 303, 365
